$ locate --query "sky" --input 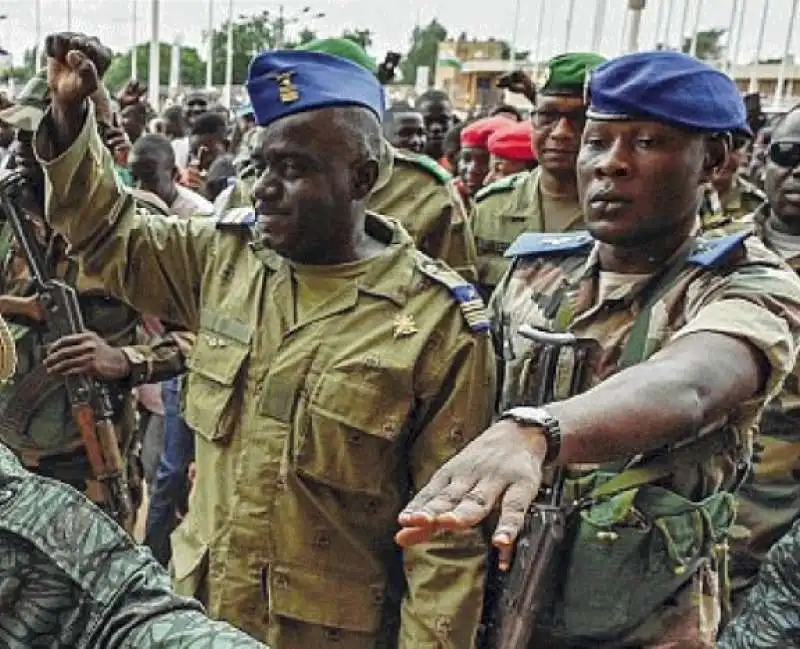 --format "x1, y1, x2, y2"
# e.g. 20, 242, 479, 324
1, 0, 798, 67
